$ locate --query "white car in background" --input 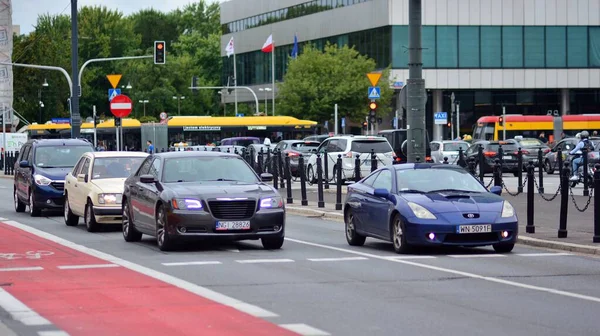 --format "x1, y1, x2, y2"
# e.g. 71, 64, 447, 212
430, 140, 471, 164
305, 135, 394, 183
63, 151, 148, 232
